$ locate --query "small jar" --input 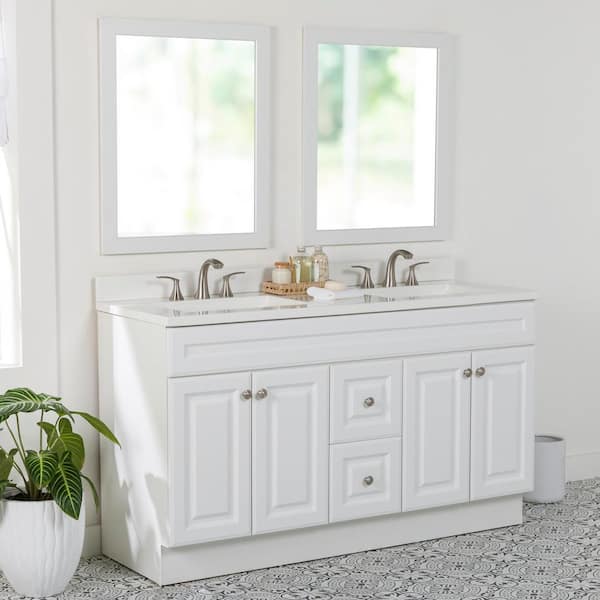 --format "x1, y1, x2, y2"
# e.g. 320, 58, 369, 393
272, 262, 292, 284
